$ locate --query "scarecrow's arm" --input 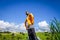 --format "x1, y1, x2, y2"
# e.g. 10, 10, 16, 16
25, 19, 27, 27
25, 19, 28, 29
